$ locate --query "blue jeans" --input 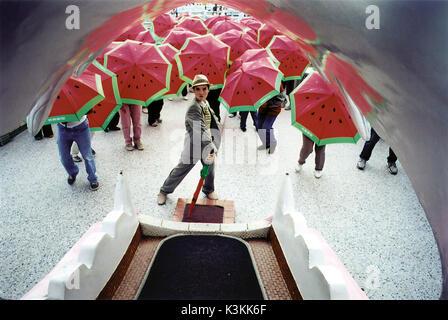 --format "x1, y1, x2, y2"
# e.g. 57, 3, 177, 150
57, 119, 98, 183
256, 113, 278, 148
